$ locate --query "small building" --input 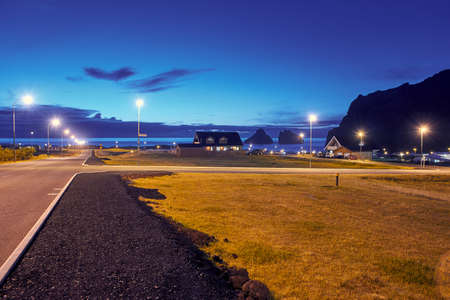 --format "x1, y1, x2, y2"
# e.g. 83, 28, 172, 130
324, 136, 343, 152
176, 131, 243, 157
324, 136, 371, 159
